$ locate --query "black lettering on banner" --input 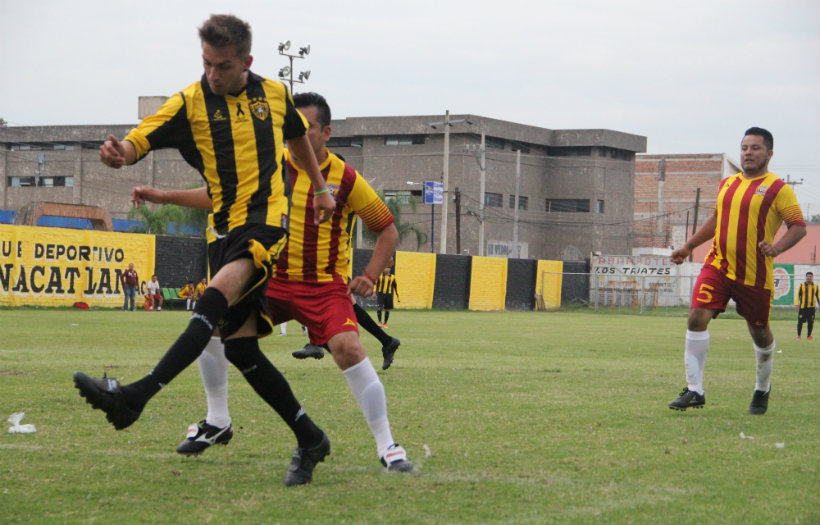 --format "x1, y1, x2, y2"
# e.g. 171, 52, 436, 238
30, 266, 45, 293
97, 268, 113, 295
0, 263, 12, 291
1, 241, 10, 257
34, 243, 44, 259
84, 266, 95, 294
79, 246, 90, 261
114, 248, 124, 263
46, 266, 65, 294
13, 265, 29, 293
65, 267, 81, 294
55, 245, 66, 260
113, 269, 123, 293
17, 242, 22, 258
66, 245, 77, 261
